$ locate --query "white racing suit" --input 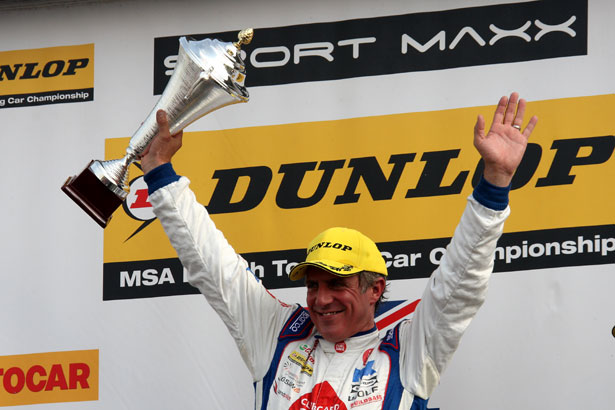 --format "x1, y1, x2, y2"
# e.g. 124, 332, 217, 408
146, 163, 510, 410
